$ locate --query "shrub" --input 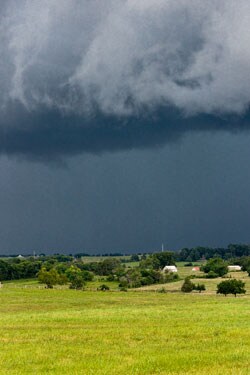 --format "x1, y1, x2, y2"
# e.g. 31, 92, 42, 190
193, 283, 206, 293
98, 284, 110, 291
181, 277, 195, 293
119, 277, 129, 288
106, 274, 115, 281
247, 267, 250, 277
